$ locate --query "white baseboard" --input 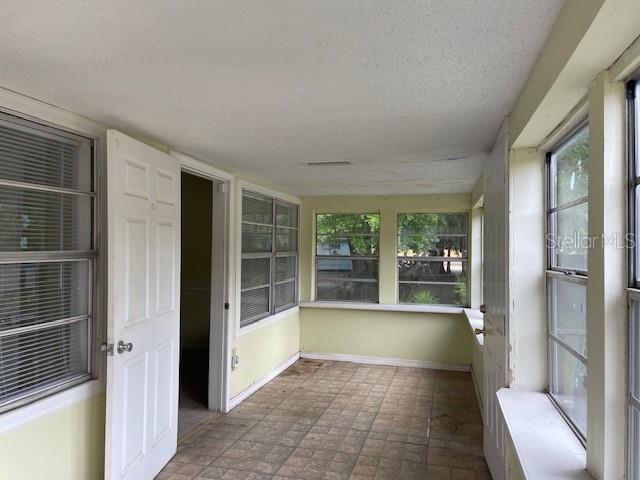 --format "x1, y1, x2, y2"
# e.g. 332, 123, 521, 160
229, 352, 300, 410
300, 352, 471, 372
